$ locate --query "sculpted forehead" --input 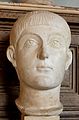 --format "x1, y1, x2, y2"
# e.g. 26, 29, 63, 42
10, 11, 71, 47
